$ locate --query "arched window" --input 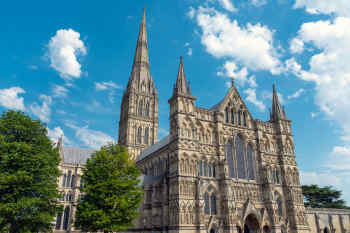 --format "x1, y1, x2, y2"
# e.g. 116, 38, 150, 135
212, 164, 216, 177
71, 175, 75, 188
247, 144, 255, 180
55, 213, 62, 230
231, 109, 235, 124
62, 174, 67, 187
145, 102, 150, 117
204, 162, 208, 176
225, 141, 235, 178
238, 111, 241, 125
144, 127, 149, 145
276, 197, 283, 217
236, 135, 246, 179
243, 112, 247, 126
192, 128, 197, 139
63, 206, 70, 230
138, 100, 143, 116
210, 194, 217, 215
204, 192, 210, 215
225, 108, 229, 123
66, 171, 71, 188
208, 164, 212, 177
276, 170, 280, 184
199, 161, 203, 176
137, 127, 142, 144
